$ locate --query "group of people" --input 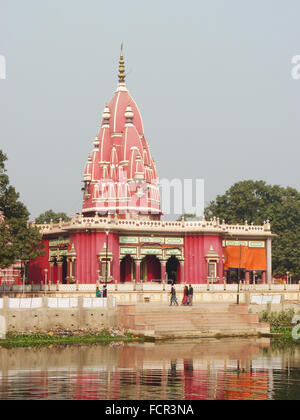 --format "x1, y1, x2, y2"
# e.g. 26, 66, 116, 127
96, 285, 107, 298
170, 283, 193, 306
96, 283, 194, 306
